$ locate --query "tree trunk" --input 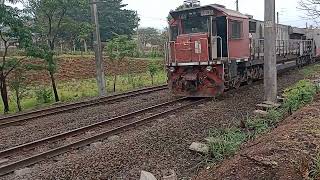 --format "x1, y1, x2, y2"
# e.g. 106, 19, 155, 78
49, 71, 60, 102
0, 77, 9, 113
15, 89, 22, 112
151, 75, 154, 85
73, 41, 76, 52
84, 40, 88, 53
113, 75, 117, 93
60, 43, 63, 54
